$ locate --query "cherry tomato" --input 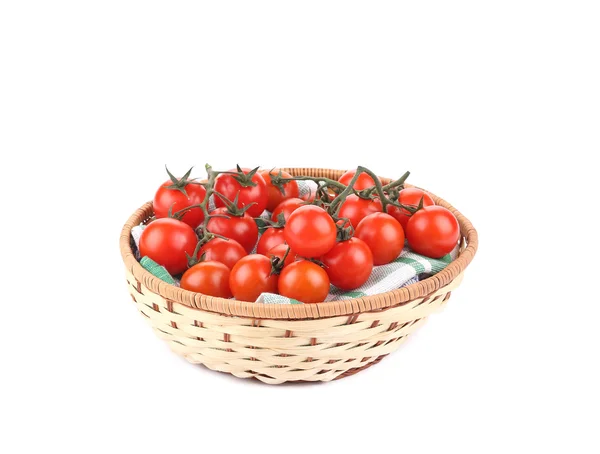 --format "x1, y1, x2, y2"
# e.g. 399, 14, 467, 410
278, 261, 330, 304
284, 205, 336, 258
214, 168, 267, 217
229, 254, 278, 301
259, 169, 300, 212
355, 212, 405, 265
338, 170, 376, 190
271, 197, 304, 222
338, 195, 383, 229
256, 227, 286, 255
153, 180, 207, 229
406, 206, 460, 258
180, 261, 232, 298
266, 244, 298, 268
322, 237, 373, 290
387, 188, 435, 231
198, 237, 247, 269
139, 218, 198, 275
206, 207, 259, 253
